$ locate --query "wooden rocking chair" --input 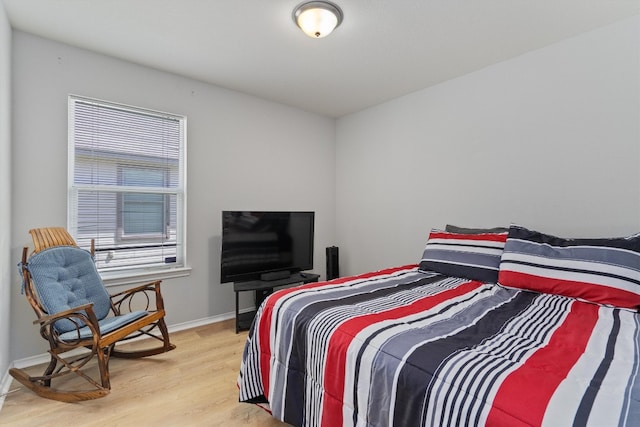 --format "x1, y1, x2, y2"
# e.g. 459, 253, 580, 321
9, 227, 176, 402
